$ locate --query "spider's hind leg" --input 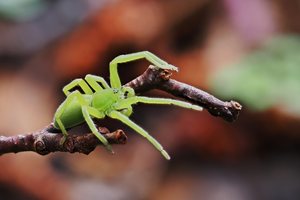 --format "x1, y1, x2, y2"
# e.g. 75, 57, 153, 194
63, 78, 93, 96
85, 74, 110, 92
